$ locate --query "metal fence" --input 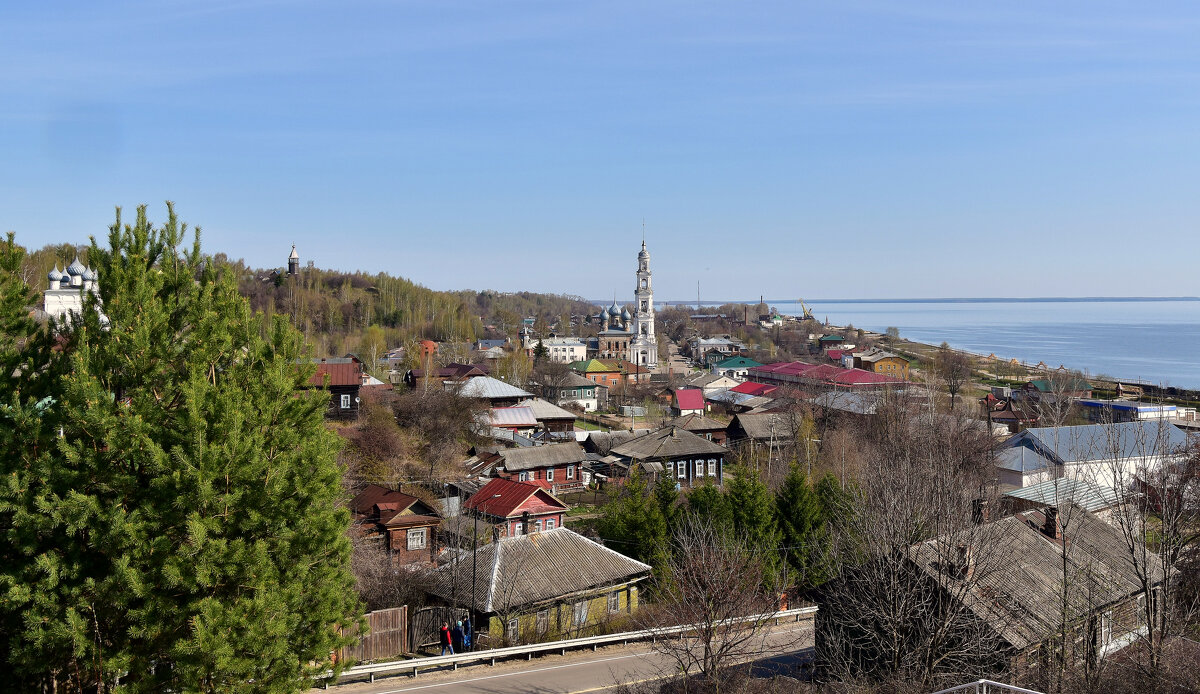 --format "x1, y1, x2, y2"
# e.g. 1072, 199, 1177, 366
929, 680, 1045, 694
324, 605, 818, 687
